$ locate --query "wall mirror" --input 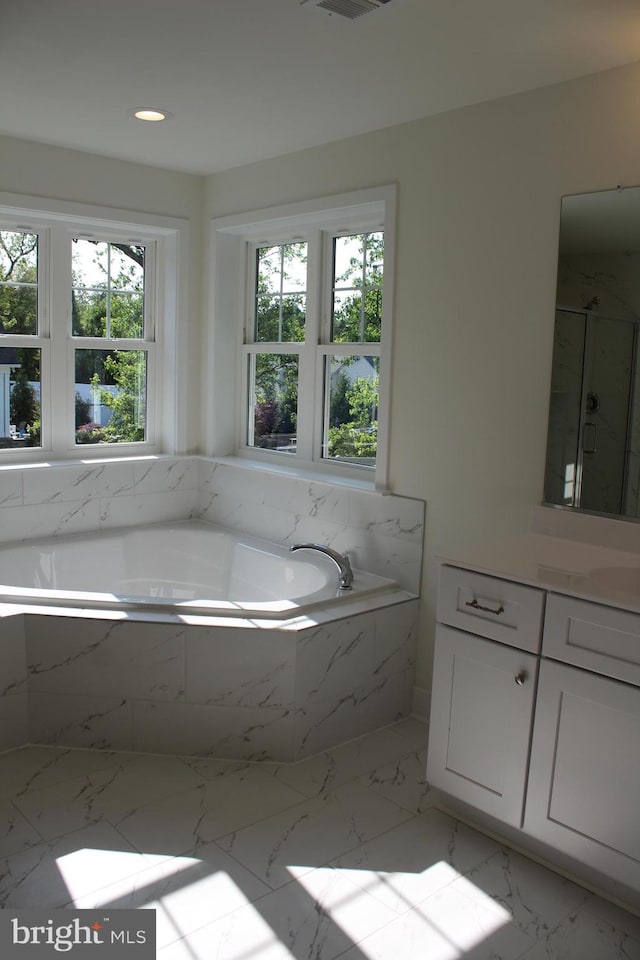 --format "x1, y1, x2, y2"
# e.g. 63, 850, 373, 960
544, 185, 640, 520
